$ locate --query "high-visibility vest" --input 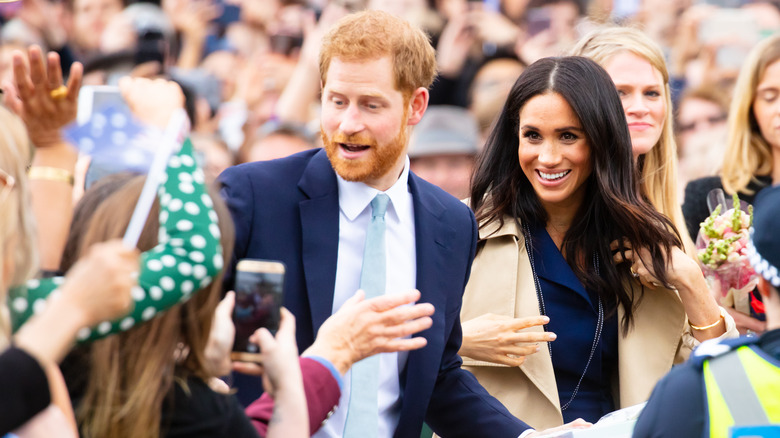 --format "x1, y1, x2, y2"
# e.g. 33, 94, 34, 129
703, 345, 780, 438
